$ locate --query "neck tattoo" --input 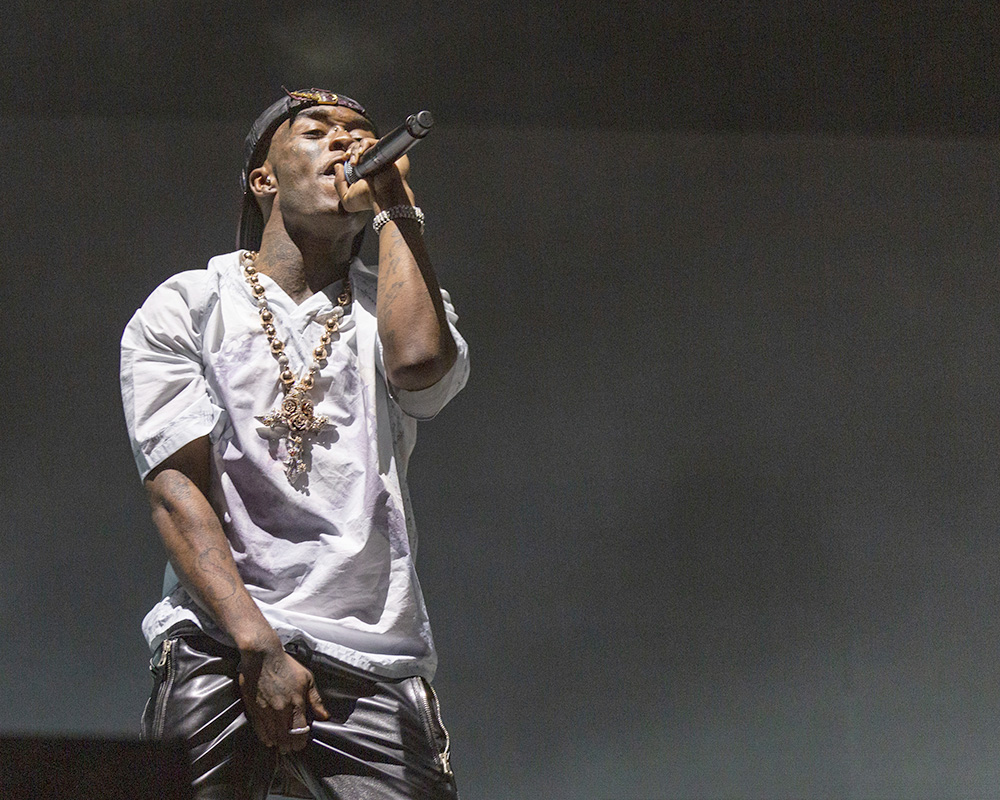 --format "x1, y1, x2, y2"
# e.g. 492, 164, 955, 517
241, 250, 351, 482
